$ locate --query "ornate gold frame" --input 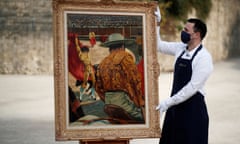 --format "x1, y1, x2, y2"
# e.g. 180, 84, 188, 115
53, 0, 160, 141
